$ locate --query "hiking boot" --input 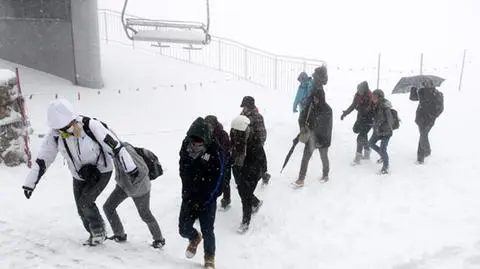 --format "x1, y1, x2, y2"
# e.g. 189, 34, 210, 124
262, 172, 271, 184
380, 167, 389, 174
252, 200, 263, 213
152, 238, 166, 249
107, 234, 127, 243
90, 229, 106, 246
185, 231, 202, 259
204, 255, 215, 268
352, 152, 362, 165
220, 198, 231, 209
293, 178, 304, 187
236, 222, 249, 234
363, 149, 371, 160
319, 174, 329, 182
